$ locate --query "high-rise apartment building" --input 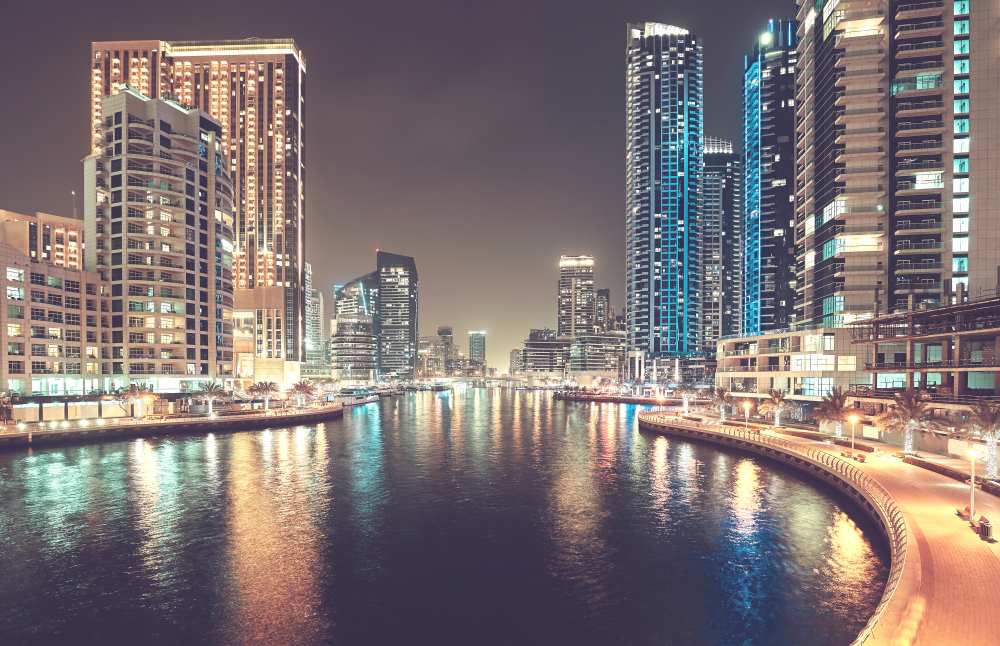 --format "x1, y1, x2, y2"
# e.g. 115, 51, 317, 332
702, 137, 743, 350
508, 348, 523, 376
437, 325, 456, 375
626, 23, 704, 361
468, 330, 487, 368
0, 210, 84, 270
90, 38, 306, 386
331, 273, 377, 382
82, 88, 235, 391
595, 288, 612, 332
744, 20, 797, 335
376, 251, 418, 380
303, 263, 328, 377
557, 255, 595, 337
520, 329, 569, 376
